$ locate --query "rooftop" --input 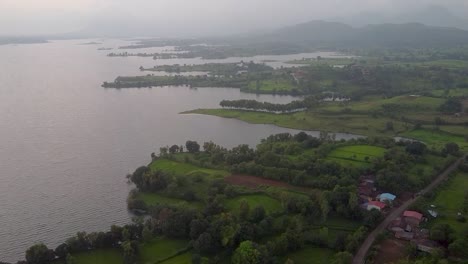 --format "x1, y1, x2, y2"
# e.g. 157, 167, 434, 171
404, 210, 423, 221
369, 201, 387, 209
380, 193, 396, 201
